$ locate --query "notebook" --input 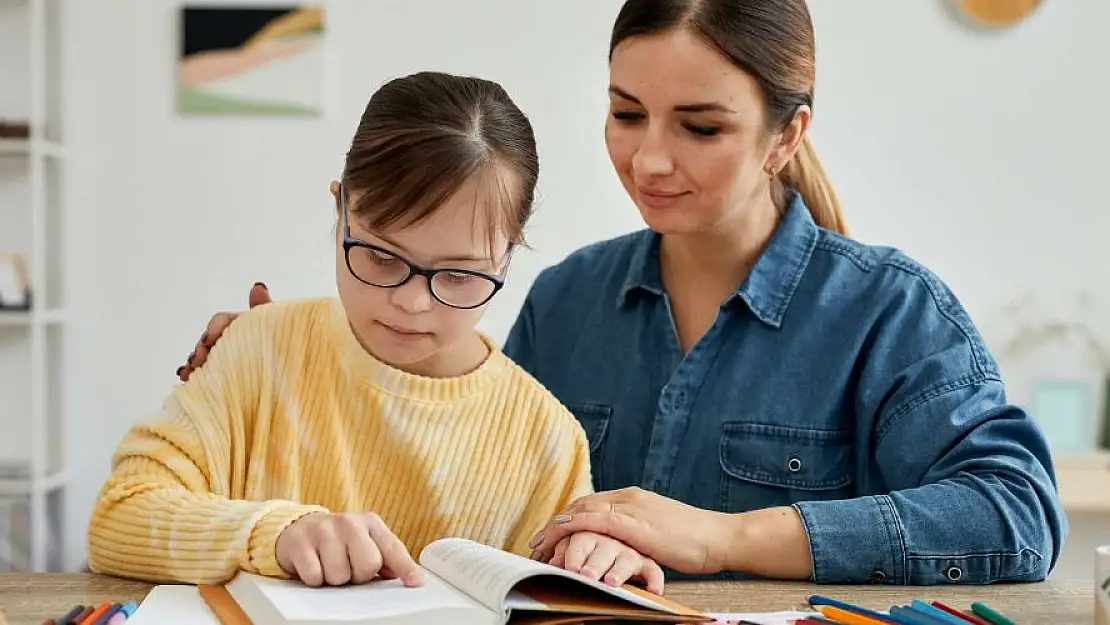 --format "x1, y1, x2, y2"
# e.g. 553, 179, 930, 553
128, 537, 712, 624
